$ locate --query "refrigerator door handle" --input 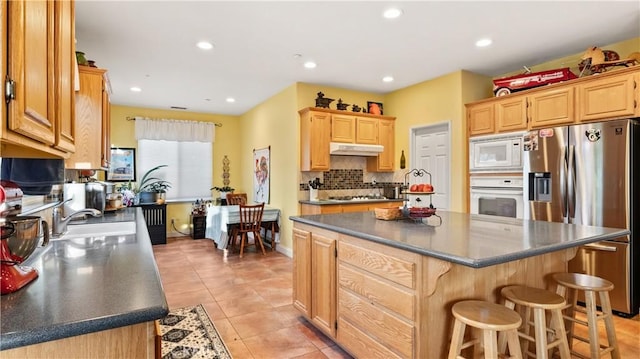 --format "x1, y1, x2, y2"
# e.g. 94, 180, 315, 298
567, 145, 576, 223
560, 145, 568, 222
